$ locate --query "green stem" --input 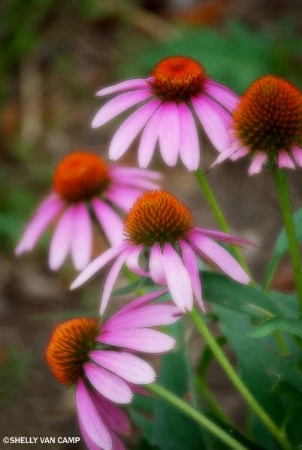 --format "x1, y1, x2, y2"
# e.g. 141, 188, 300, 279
190, 308, 291, 450
146, 383, 248, 450
194, 169, 253, 281
271, 164, 302, 315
